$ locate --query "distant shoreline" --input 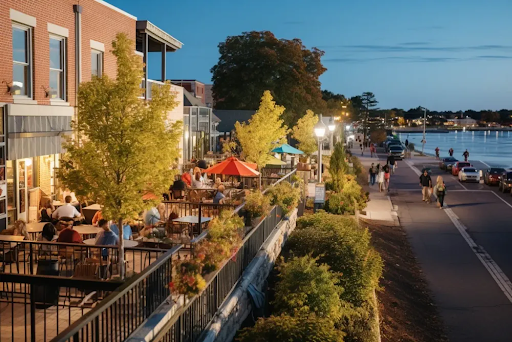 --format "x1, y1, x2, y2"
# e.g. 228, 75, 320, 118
394, 127, 512, 133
